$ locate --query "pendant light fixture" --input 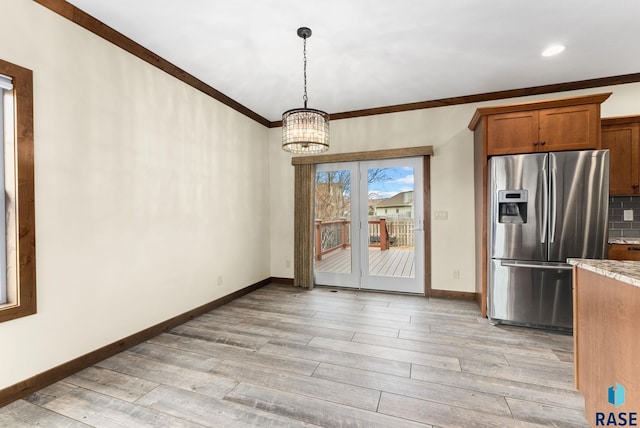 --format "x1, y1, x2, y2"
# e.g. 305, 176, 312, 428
282, 27, 330, 154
